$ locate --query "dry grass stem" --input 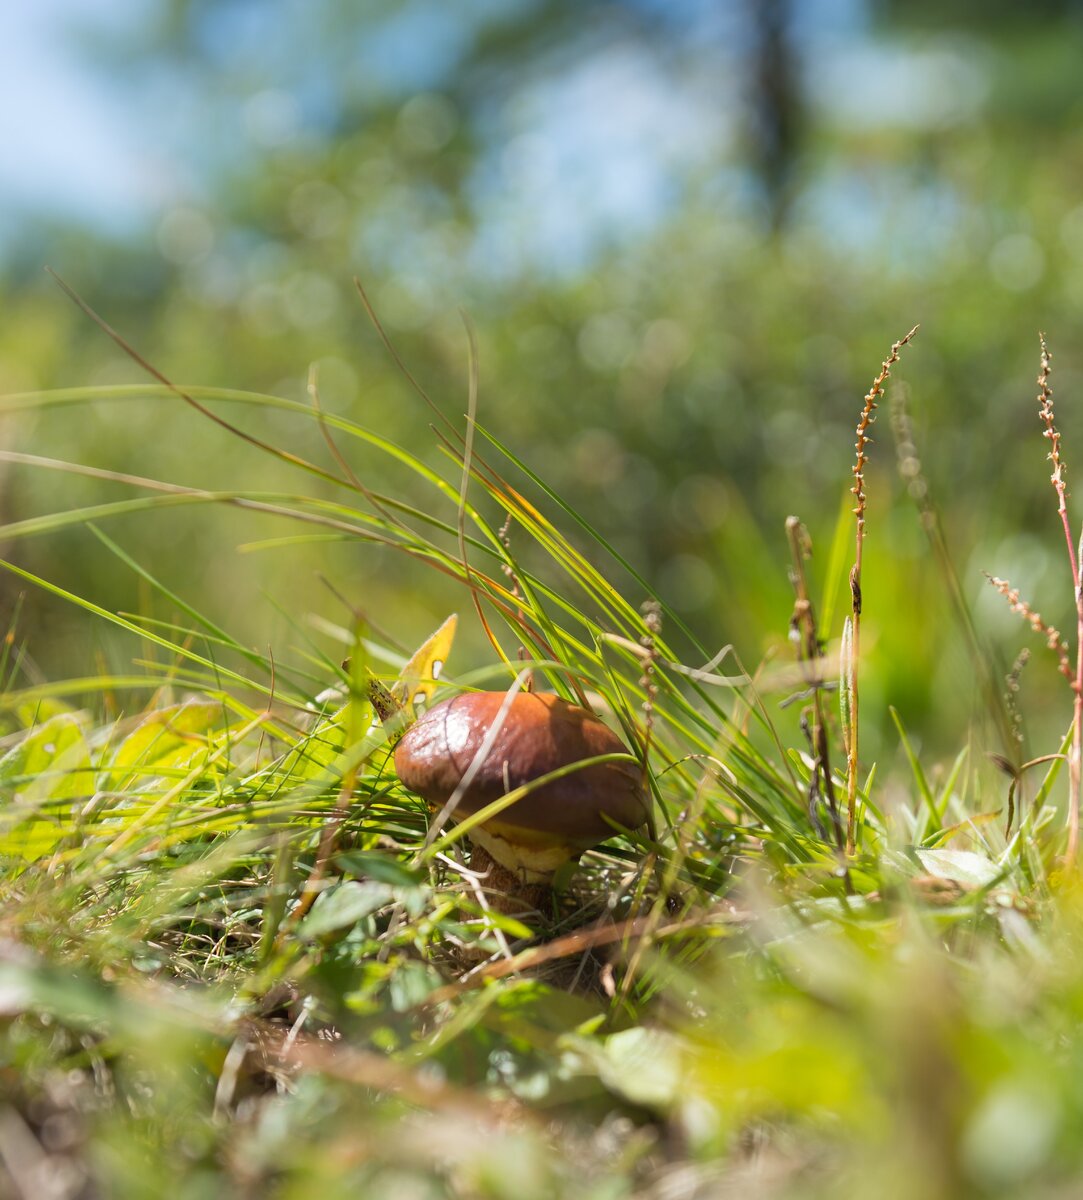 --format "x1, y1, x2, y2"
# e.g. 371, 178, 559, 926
786, 516, 845, 853
846, 325, 919, 853
1038, 336, 1070, 533
1034, 335, 1083, 867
